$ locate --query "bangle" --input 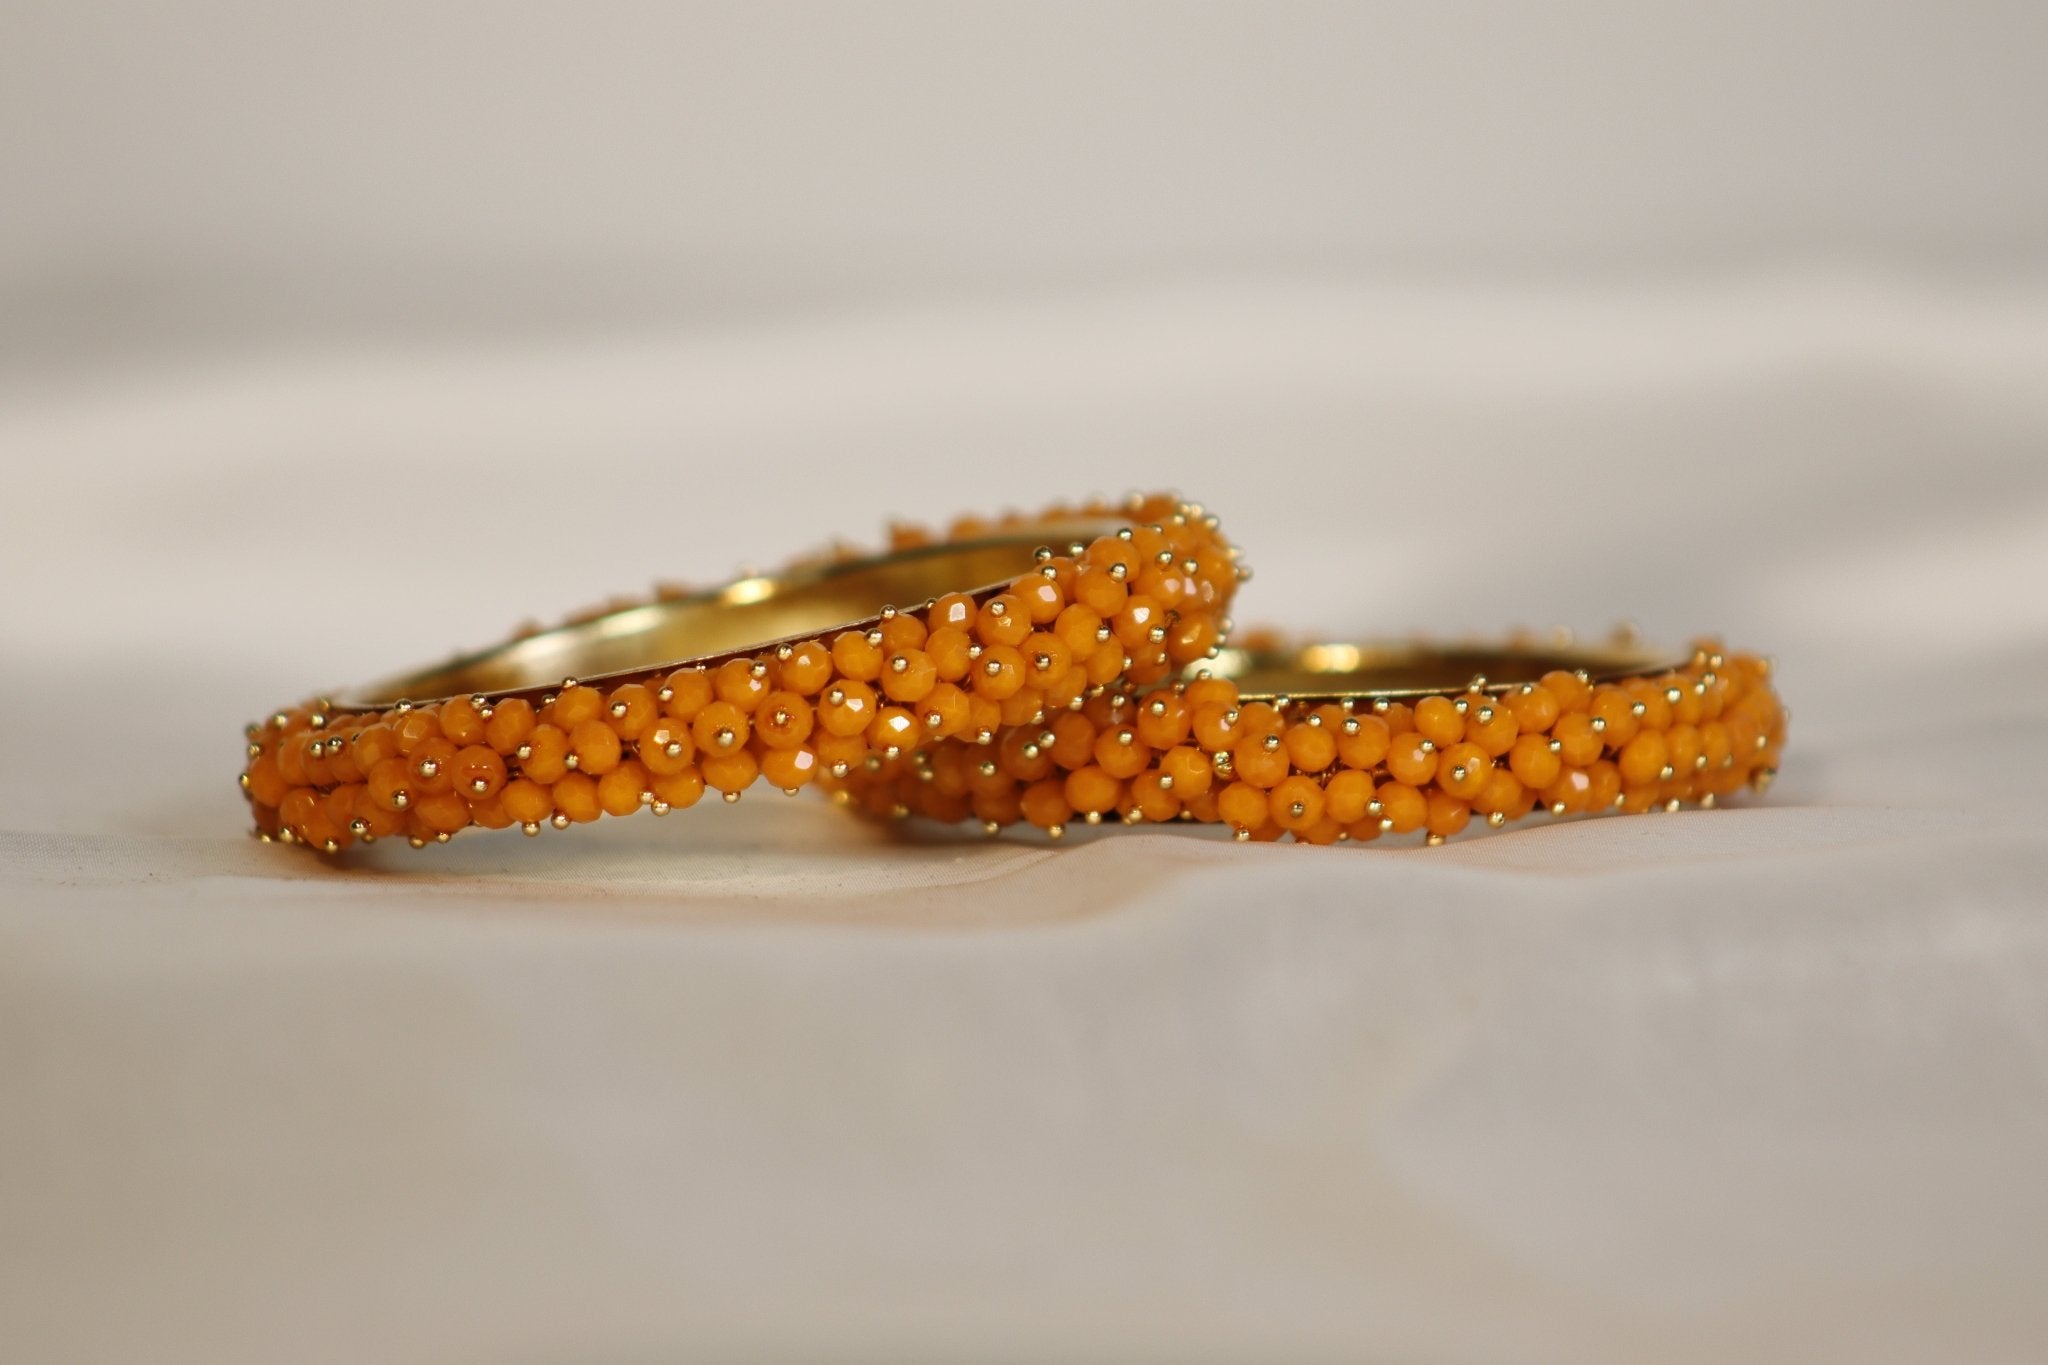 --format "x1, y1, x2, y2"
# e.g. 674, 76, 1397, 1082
241, 494, 1242, 853
827, 633, 1786, 845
